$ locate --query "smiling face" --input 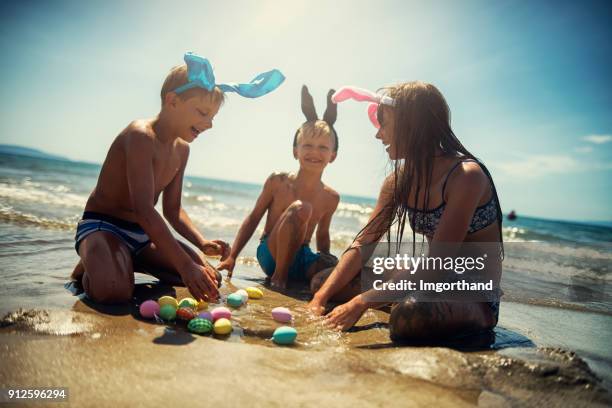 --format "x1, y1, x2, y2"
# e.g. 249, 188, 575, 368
164, 91, 222, 143
293, 121, 337, 170
375, 105, 399, 159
